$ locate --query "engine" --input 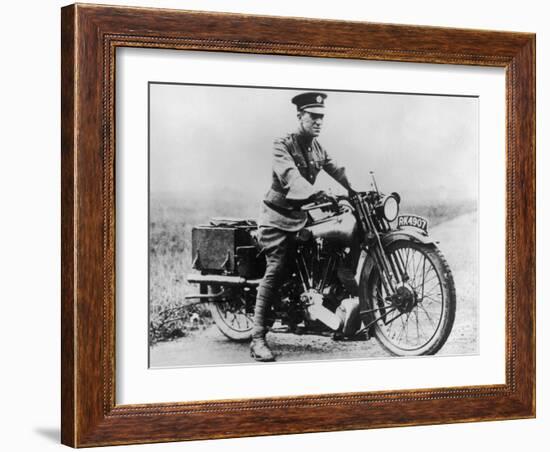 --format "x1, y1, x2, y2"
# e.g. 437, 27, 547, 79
304, 203, 358, 246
